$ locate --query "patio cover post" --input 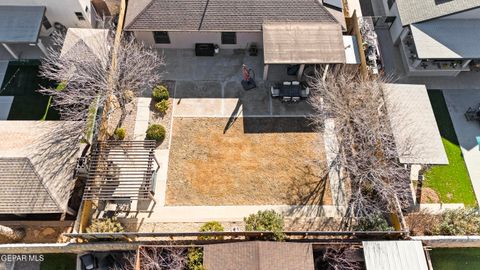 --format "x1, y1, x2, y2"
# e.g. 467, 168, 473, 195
297, 64, 305, 80
462, 59, 472, 68
37, 38, 49, 56
1, 43, 18, 59
263, 64, 269, 80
